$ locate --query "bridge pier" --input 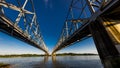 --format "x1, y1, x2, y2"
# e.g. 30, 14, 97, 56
89, 17, 120, 68
52, 53, 56, 56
